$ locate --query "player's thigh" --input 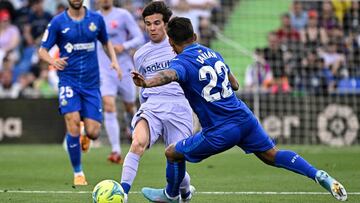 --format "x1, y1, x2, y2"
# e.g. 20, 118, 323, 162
175, 124, 243, 163
163, 102, 193, 146
102, 95, 116, 112
58, 85, 81, 116
237, 116, 275, 154
100, 73, 117, 97
80, 88, 103, 123
118, 75, 136, 104
64, 111, 81, 136
132, 106, 163, 148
